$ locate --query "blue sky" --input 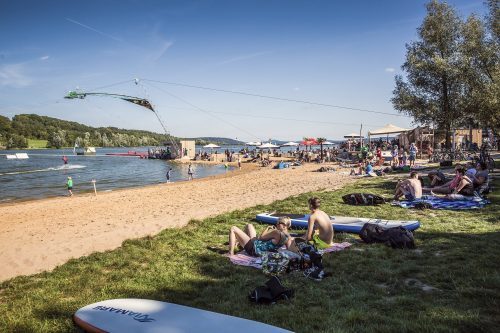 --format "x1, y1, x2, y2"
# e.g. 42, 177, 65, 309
0, 0, 487, 141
